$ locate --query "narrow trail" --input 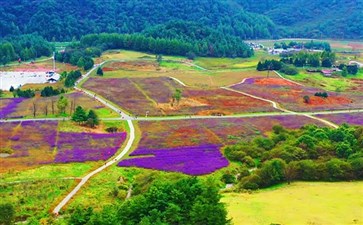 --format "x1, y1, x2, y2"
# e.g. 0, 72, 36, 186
222, 78, 339, 128
273, 70, 304, 86
168, 76, 188, 87
52, 63, 135, 215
